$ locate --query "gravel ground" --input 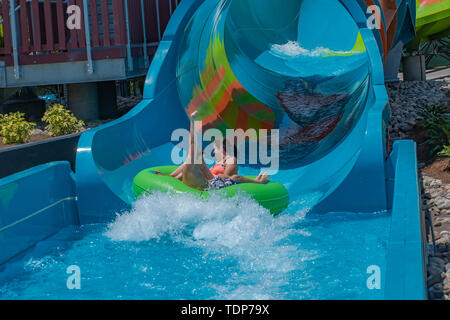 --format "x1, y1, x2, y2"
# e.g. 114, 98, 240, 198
117, 95, 143, 115
387, 78, 450, 300
386, 79, 449, 141
422, 177, 450, 300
